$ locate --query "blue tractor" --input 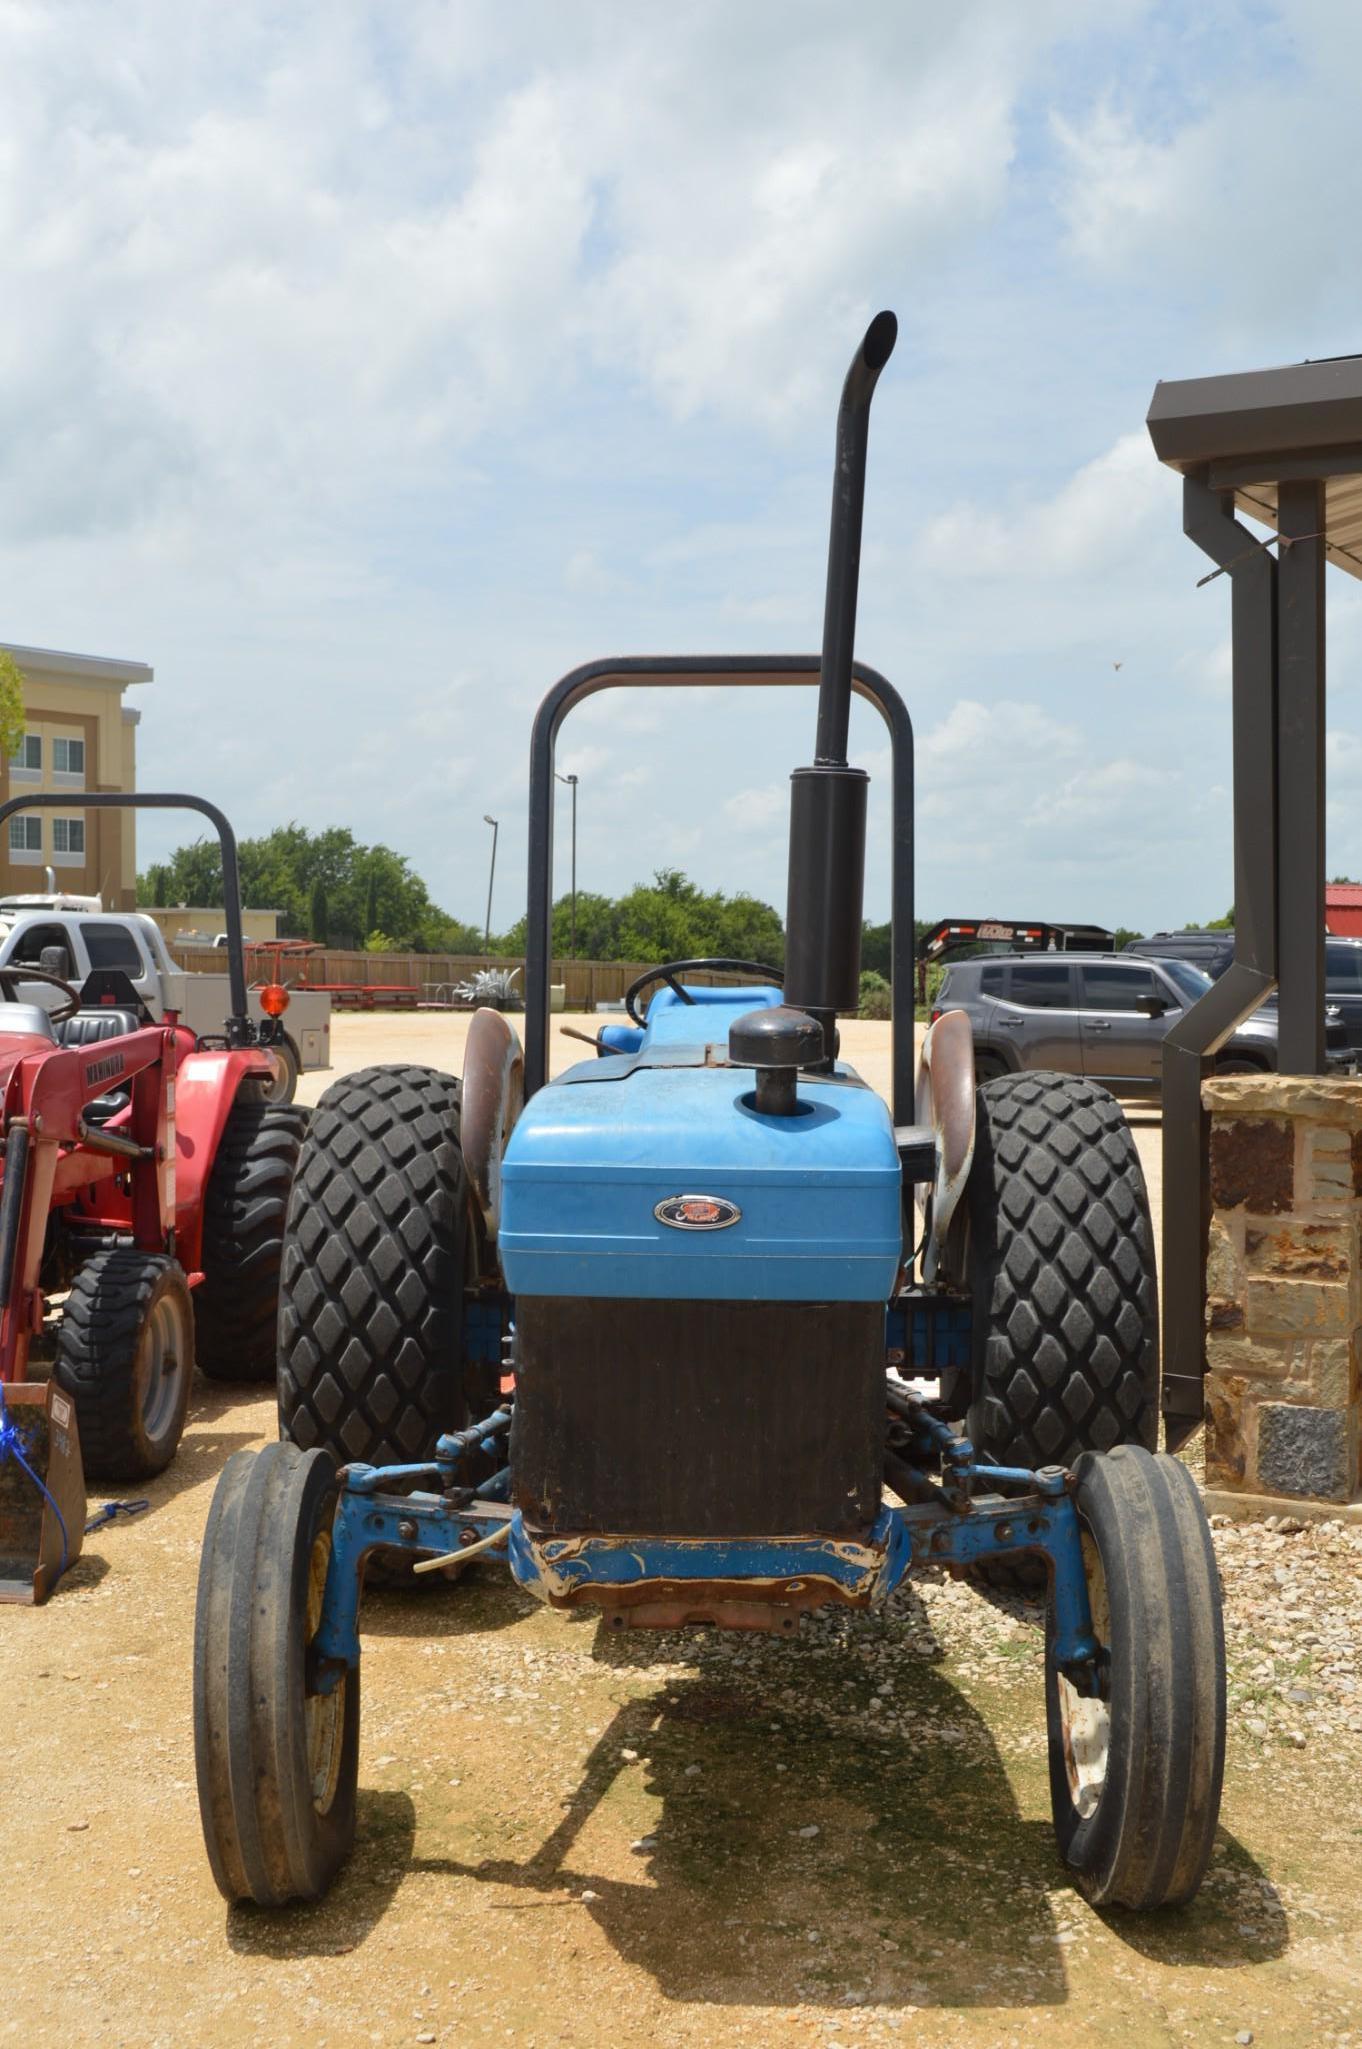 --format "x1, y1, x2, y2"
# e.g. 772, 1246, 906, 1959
193, 314, 1225, 1914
